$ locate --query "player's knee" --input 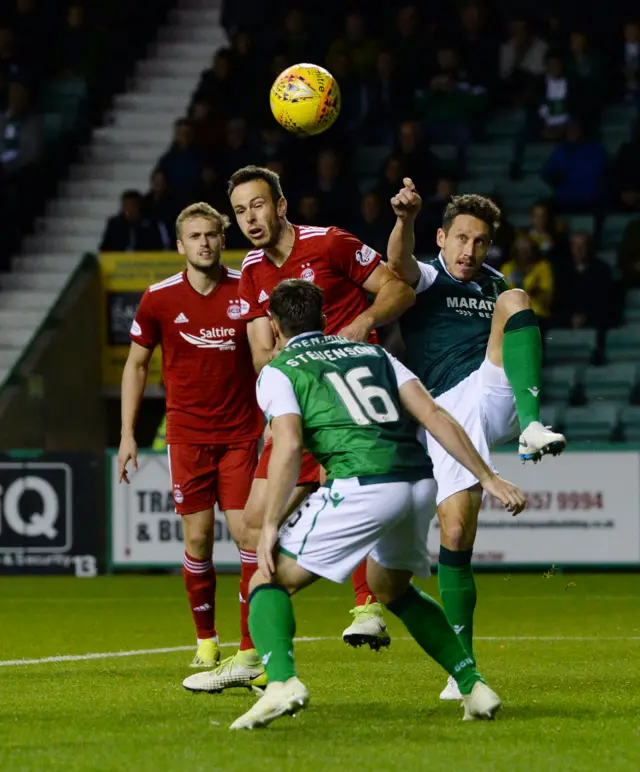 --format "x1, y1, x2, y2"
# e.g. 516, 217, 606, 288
439, 519, 475, 551
185, 530, 210, 560
495, 288, 530, 319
